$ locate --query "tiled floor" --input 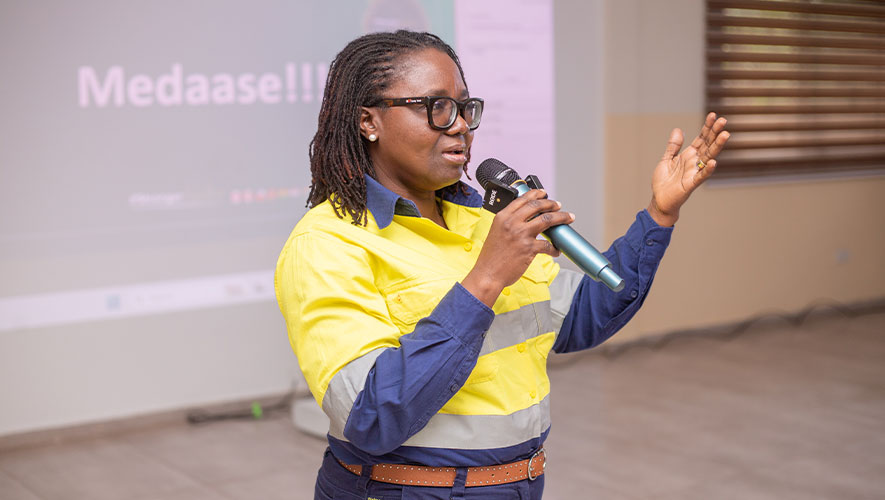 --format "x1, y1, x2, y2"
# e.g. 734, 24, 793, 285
1, 311, 883, 499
